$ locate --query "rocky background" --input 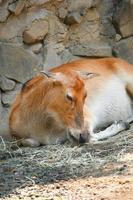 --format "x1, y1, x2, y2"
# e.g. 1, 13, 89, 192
0, 0, 133, 134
